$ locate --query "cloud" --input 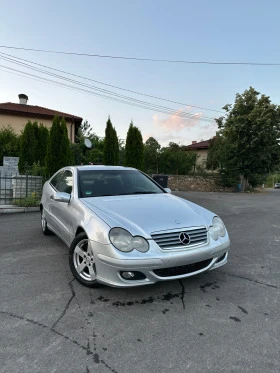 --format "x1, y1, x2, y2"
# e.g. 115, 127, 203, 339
143, 107, 218, 147
153, 107, 202, 132
143, 132, 188, 146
